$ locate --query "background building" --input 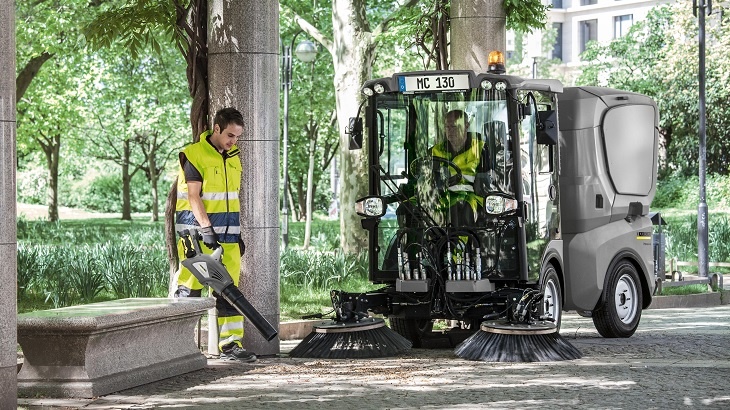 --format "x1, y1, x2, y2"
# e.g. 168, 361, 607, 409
509, 0, 673, 83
